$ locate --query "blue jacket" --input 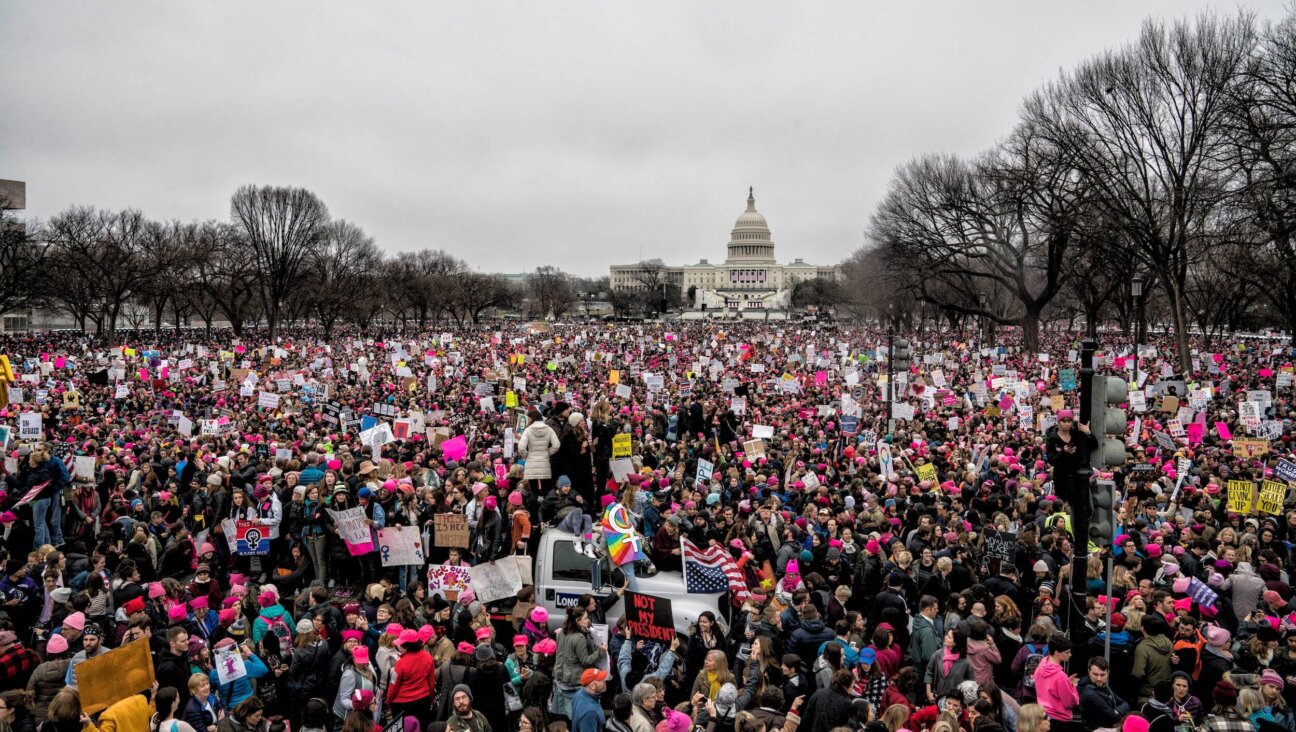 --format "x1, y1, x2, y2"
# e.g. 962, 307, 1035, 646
571, 688, 605, 732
